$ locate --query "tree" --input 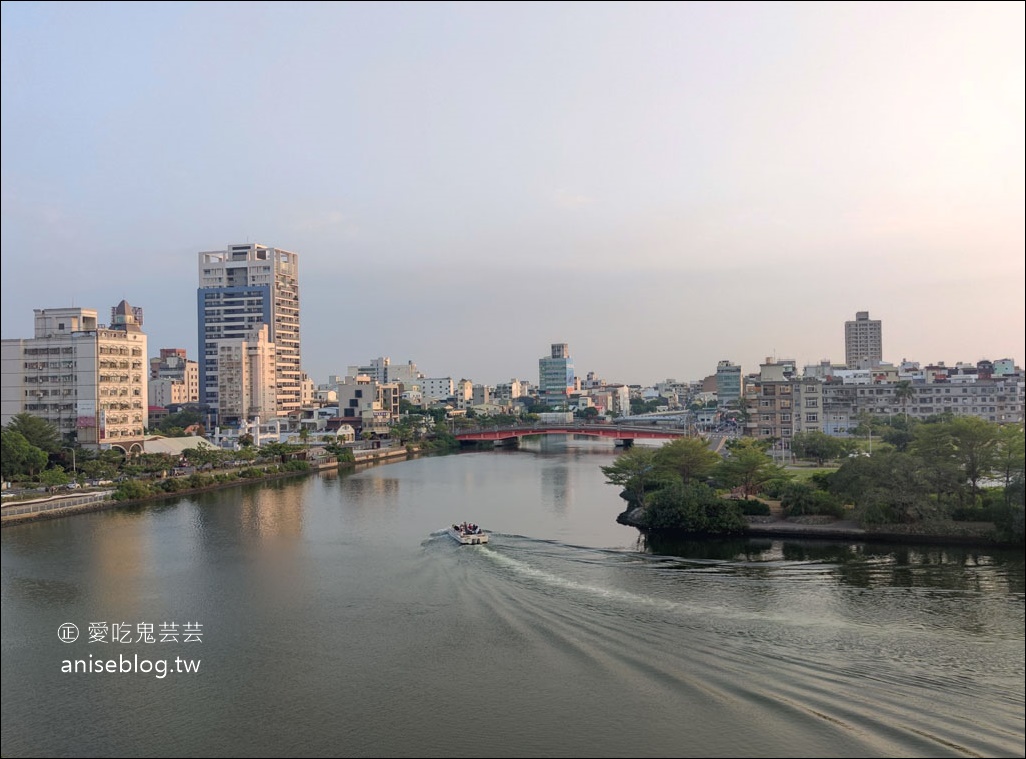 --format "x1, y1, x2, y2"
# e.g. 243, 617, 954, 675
653, 437, 720, 483
600, 447, 661, 507
715, 439, 783, 498
1, 428, 48, 479
947, 417, 1000, 504
5, 413, 62, 453
881, 418, 916, 453
38, 466, 71, 489
894, 380, 915, 421
911, 422, 961, 504
259, 441, 298, 463
789, 431, 844, 465
995, 424, 1025, 506
155, 409, 203, 435
641, 481, 746, 533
